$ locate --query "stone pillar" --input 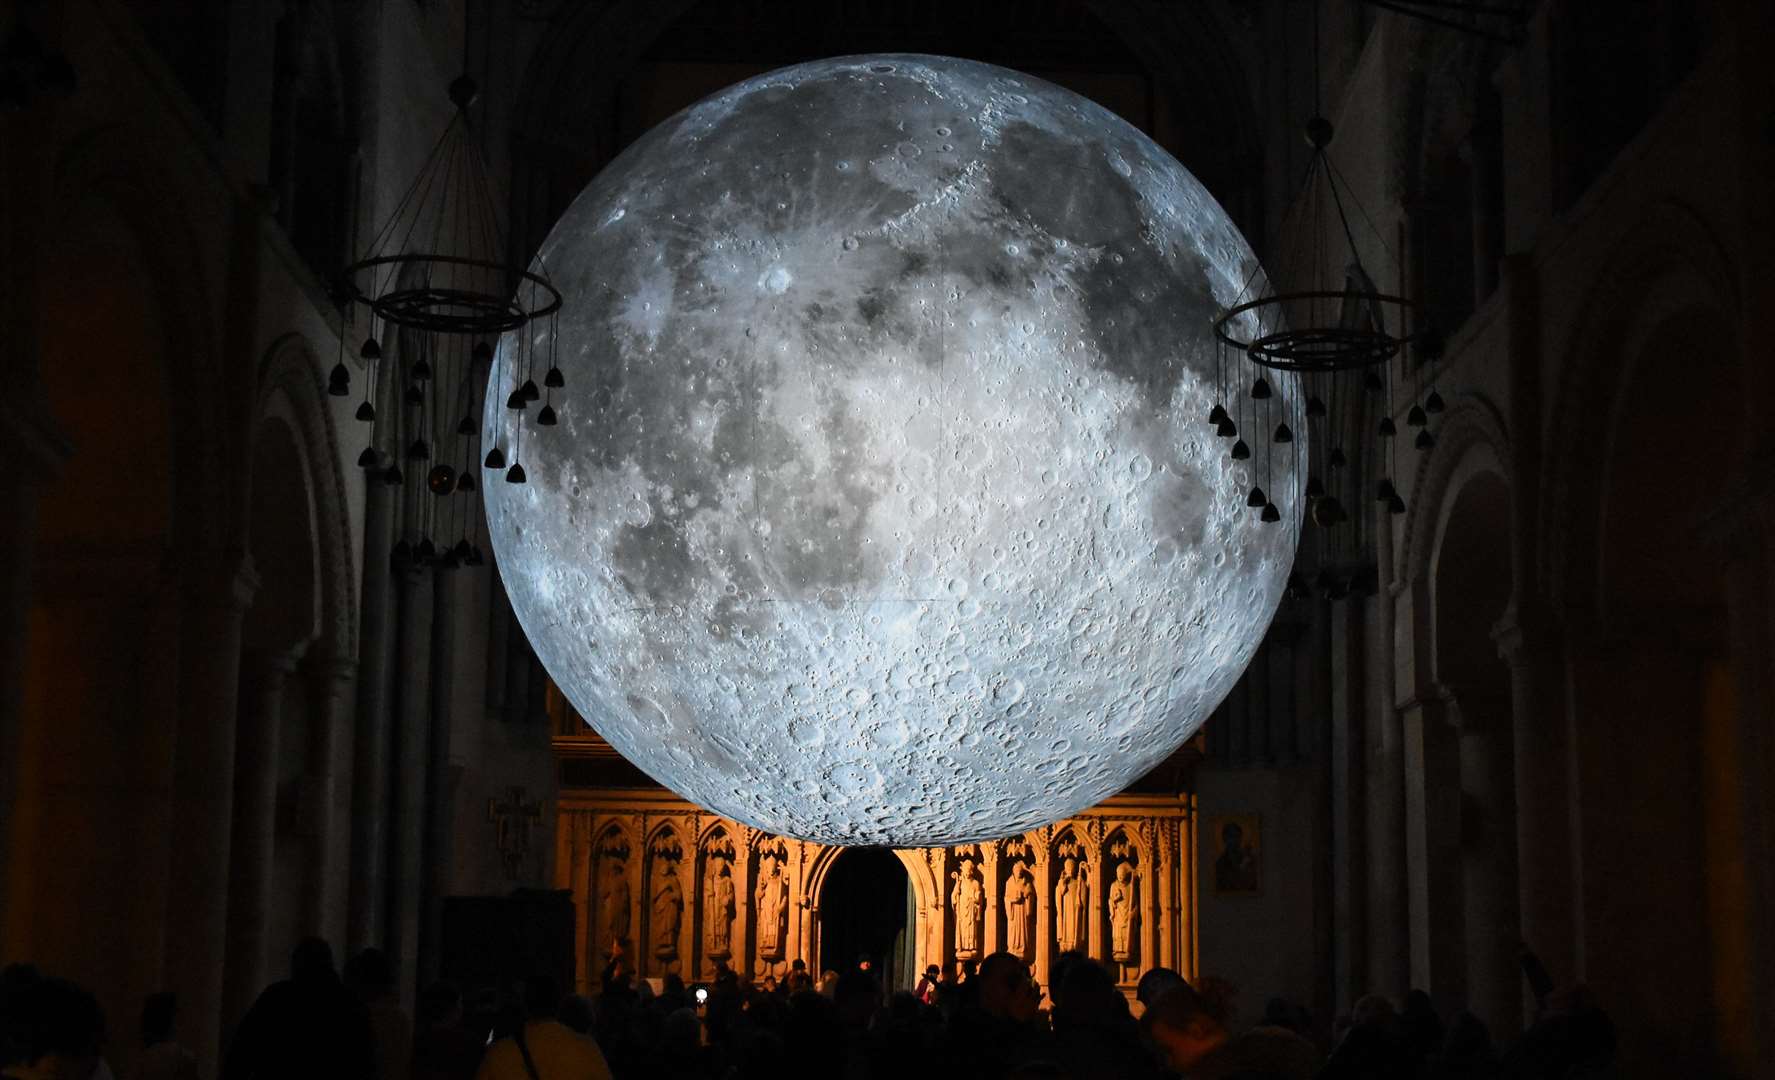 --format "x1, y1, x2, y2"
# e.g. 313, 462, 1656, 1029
1034, 854, 1052, 991
1495, 614, 1575, 1005
1401, 693, 1467, 1015
224, 647, 303, 1029
1138, 825, 1156, 981
420, 567, 457, 987
982, 845, 1000, 958
0, 407, 67, 943
1327, 595, 1368, 1011
1156, 824, 1176, 972
388, 563, 433, 1008
166, 555, 258, 1072
1367, 540, 1410, 997
304, 649, 356, 949
1456, 691, 1521, 1037
348, 478, 396, 953
567, 816, 590, 993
